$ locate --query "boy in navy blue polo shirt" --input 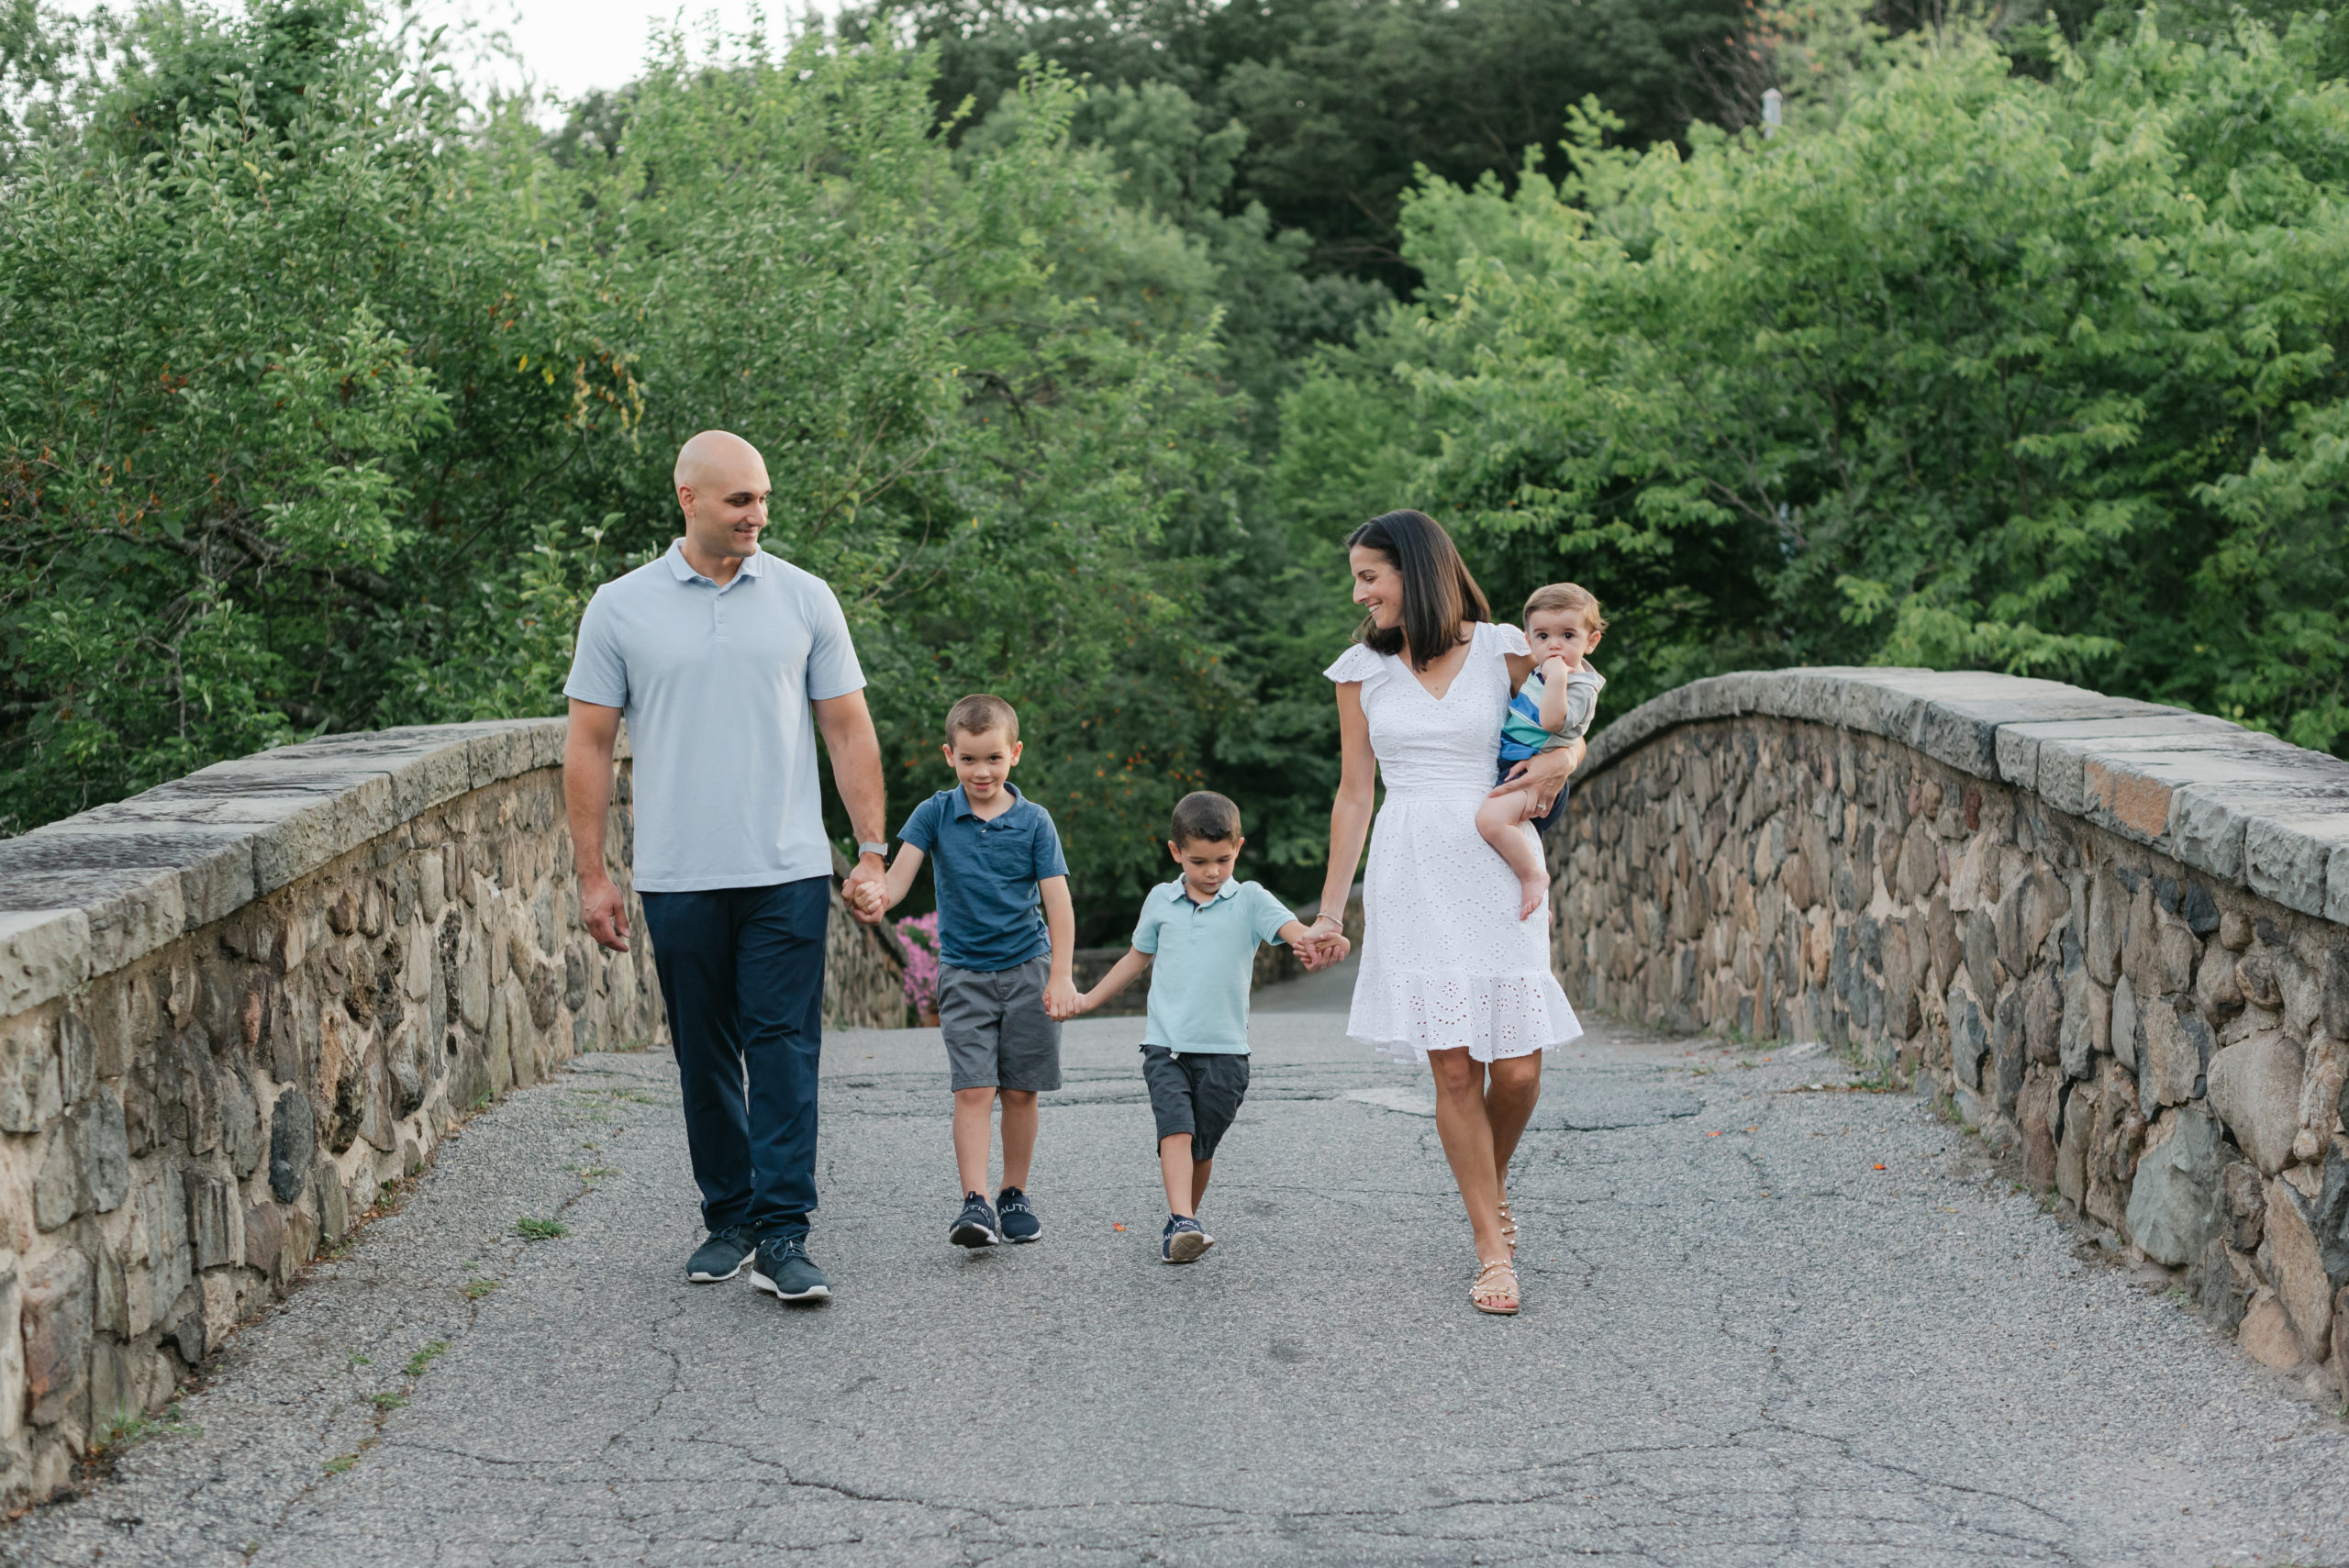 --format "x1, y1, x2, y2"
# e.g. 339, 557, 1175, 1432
865, 695, 1077, 1249
1066, 792, 1343, 1262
